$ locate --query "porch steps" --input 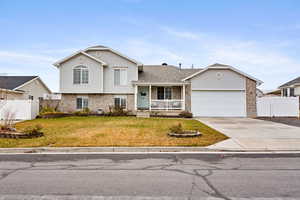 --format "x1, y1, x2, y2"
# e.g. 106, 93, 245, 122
136, 111, 150, 118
